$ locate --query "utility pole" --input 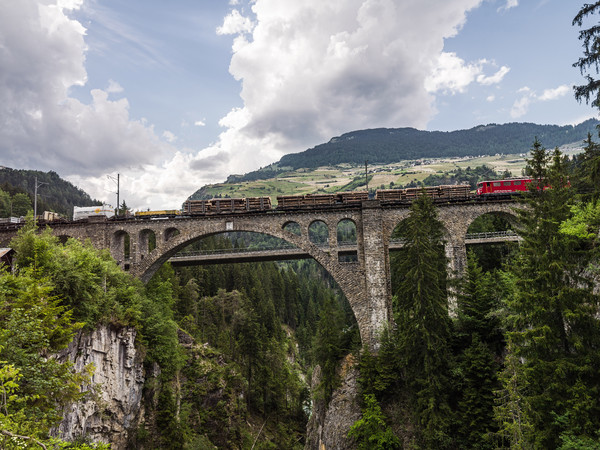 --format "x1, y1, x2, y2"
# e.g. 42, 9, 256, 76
116, 173, 120, 216
365, 160, 369, 193
107, 174, 120, 216
33, 177, 48, 226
